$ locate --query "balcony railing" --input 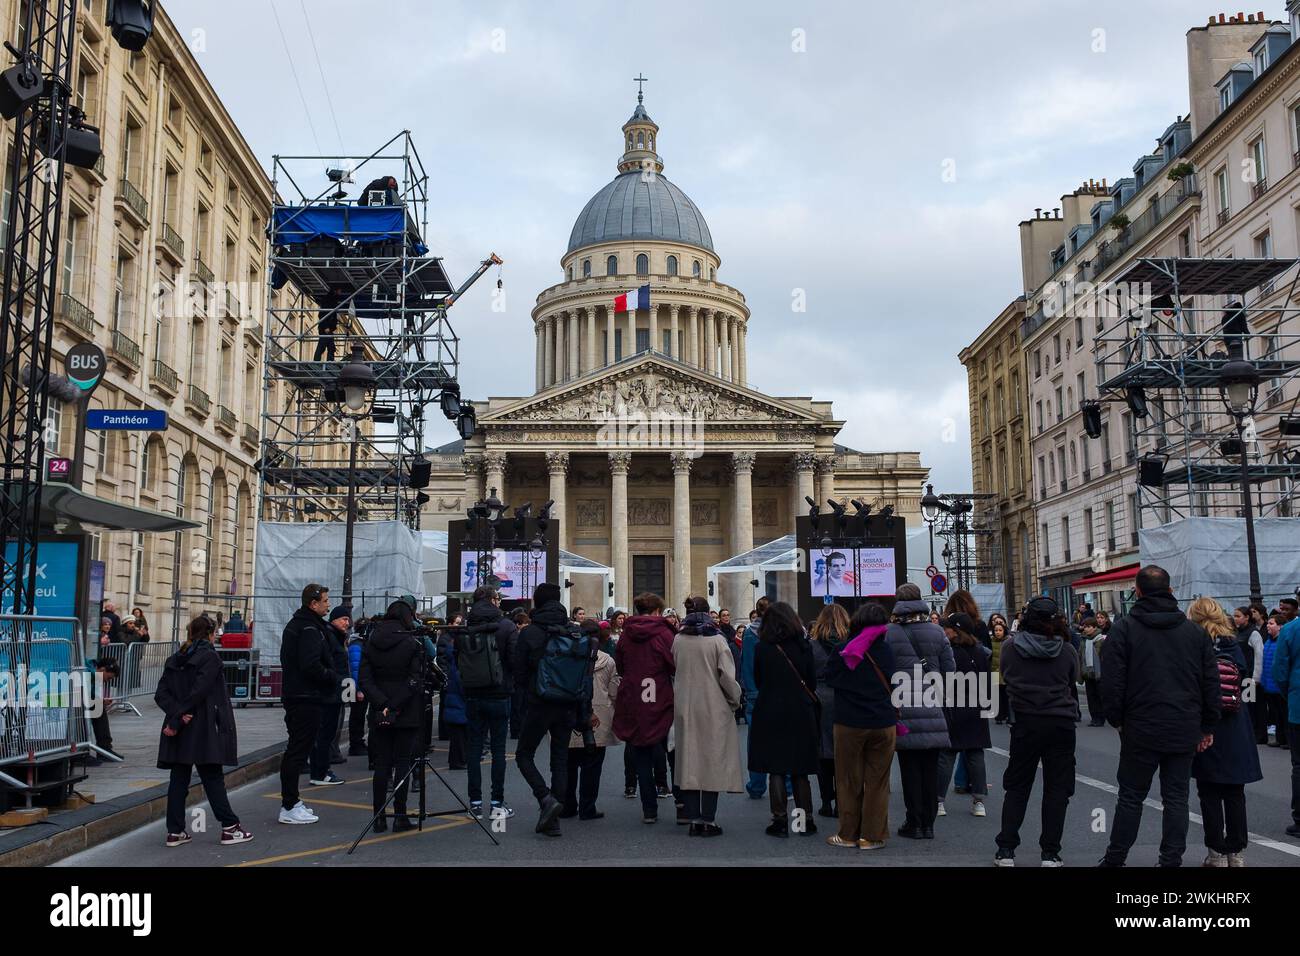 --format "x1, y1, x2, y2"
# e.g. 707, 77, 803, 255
224, 288, 240, 321
160, 222, 184, 261
93, 153, 104, 178
215, 404, 237, 432
185, 384, 211, 416
1077, 174, 1200, 281
109, 329, 141, 367
1131, 531, 1140, 547
1060, 479, 1068, 493
1103, 459, 1113, 474
1252, 179, 1269, 201
1294, 149, 1300, 170
1126, 449, 1136, 464
242, 320, 263, 345
152, 359, 178, 392
1107, 537, 1117, 551
1064, 550, 1071, 564
1217, 208, 1230, 228
241, 423, 258, 448
193, 255, 214, 285
117, 177, 148, 222
1082, 467, 1091, 483
58, 292, 94, 335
